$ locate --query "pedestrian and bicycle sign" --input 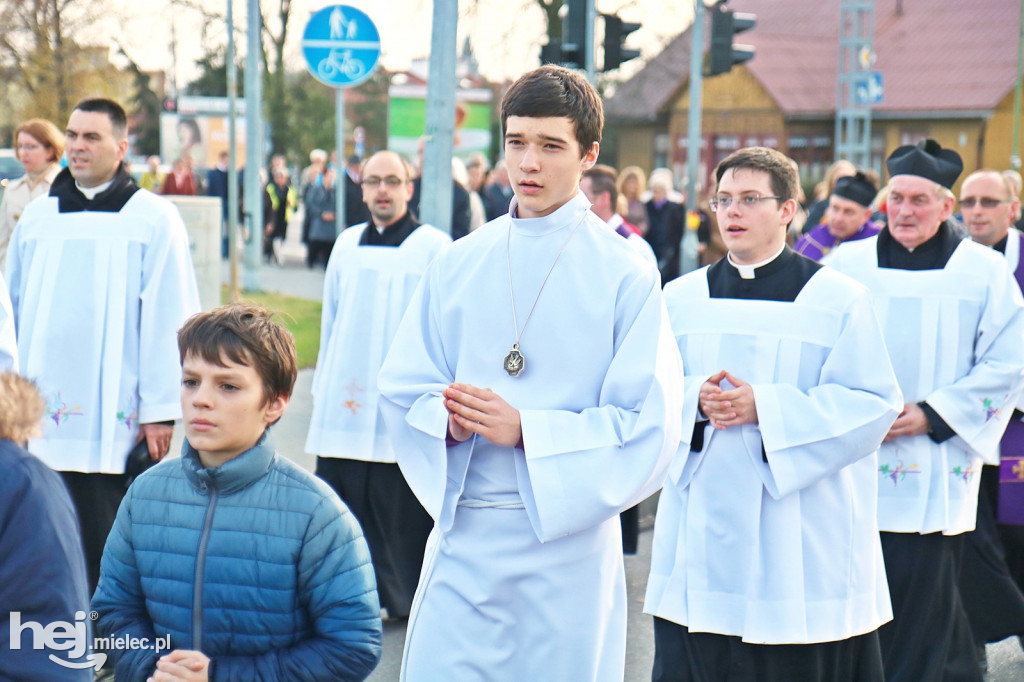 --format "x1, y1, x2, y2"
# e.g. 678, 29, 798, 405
301, 5, 381, 88
855, 71, 884, 105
